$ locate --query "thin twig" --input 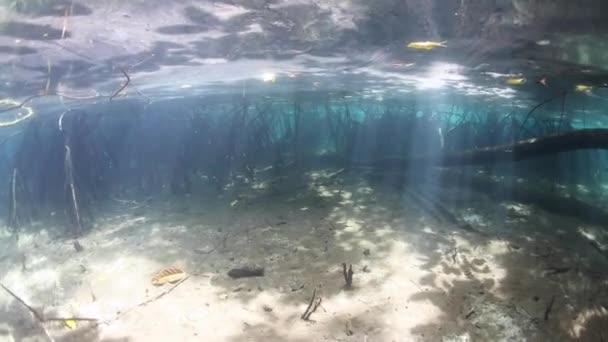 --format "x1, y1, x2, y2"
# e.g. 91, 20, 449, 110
109, 68, 130, 101
116, 276, 189, 320
0, 282, 44, 321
